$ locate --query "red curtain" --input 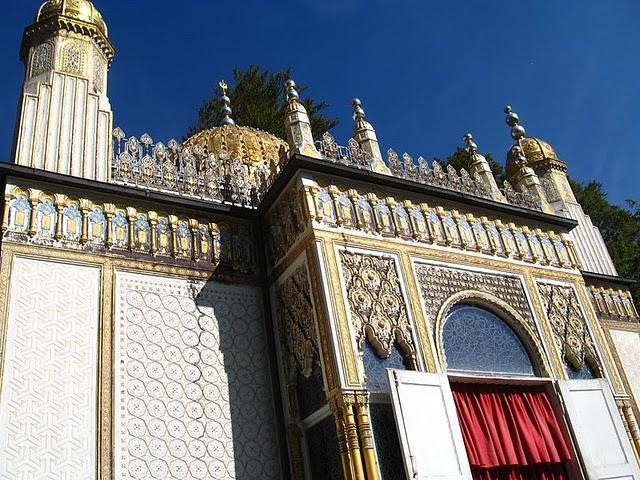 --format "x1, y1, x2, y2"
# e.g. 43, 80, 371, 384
451, 383, 572, 480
